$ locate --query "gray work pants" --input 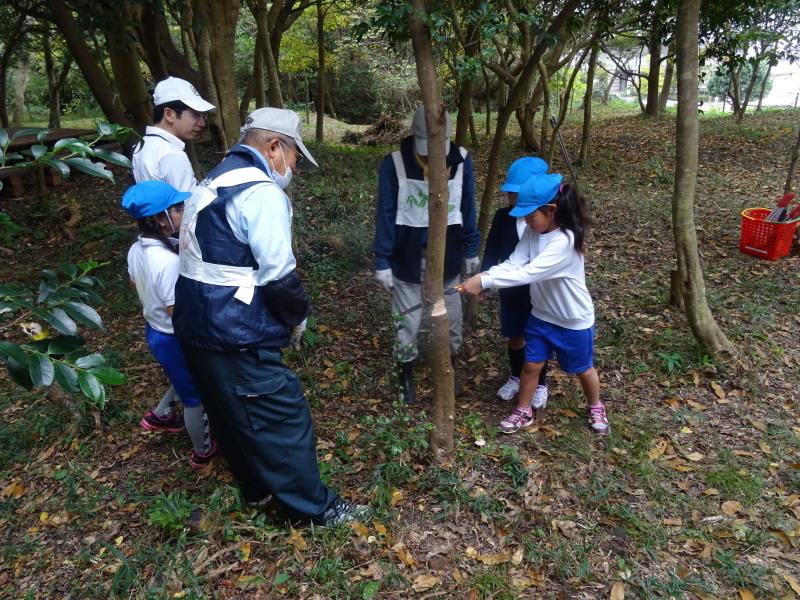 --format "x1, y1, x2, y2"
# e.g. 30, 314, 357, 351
391, 258, 462, 362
